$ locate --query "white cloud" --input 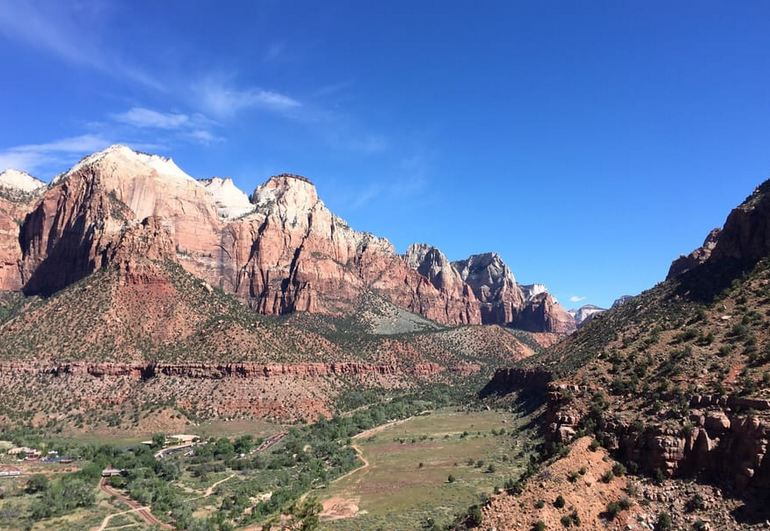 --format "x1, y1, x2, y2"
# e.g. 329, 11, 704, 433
112, 107, 189, 129
0, 134, 111, 175
196, 80, 301, 118
569, 295, 587, 303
